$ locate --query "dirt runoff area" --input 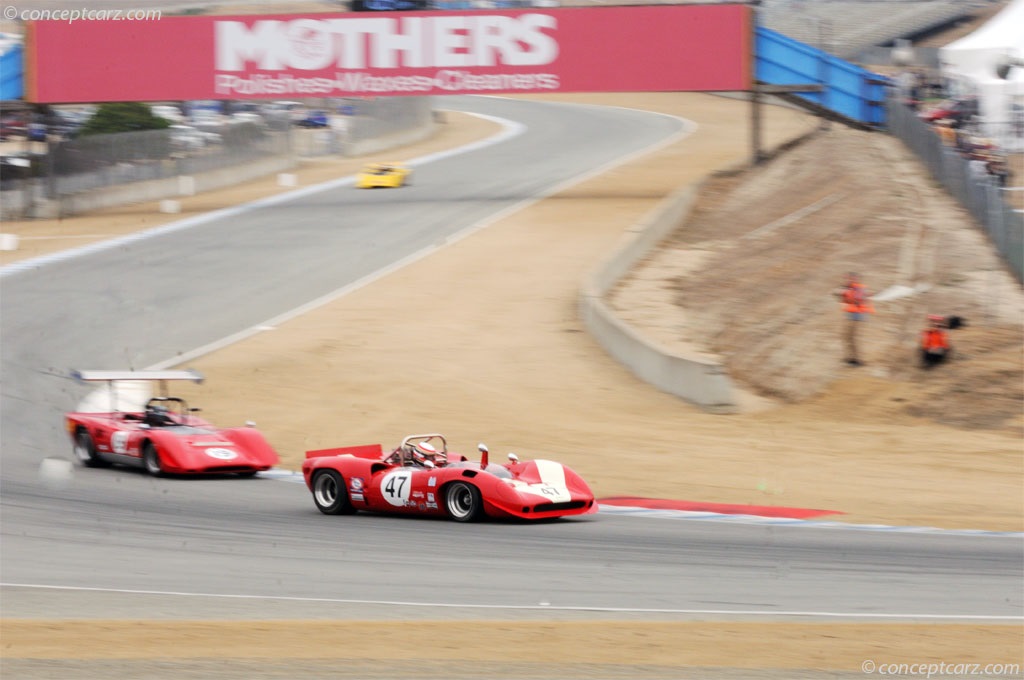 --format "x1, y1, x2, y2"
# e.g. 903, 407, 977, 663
1, 93, 1021, 678
3, 620, 1021, 679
